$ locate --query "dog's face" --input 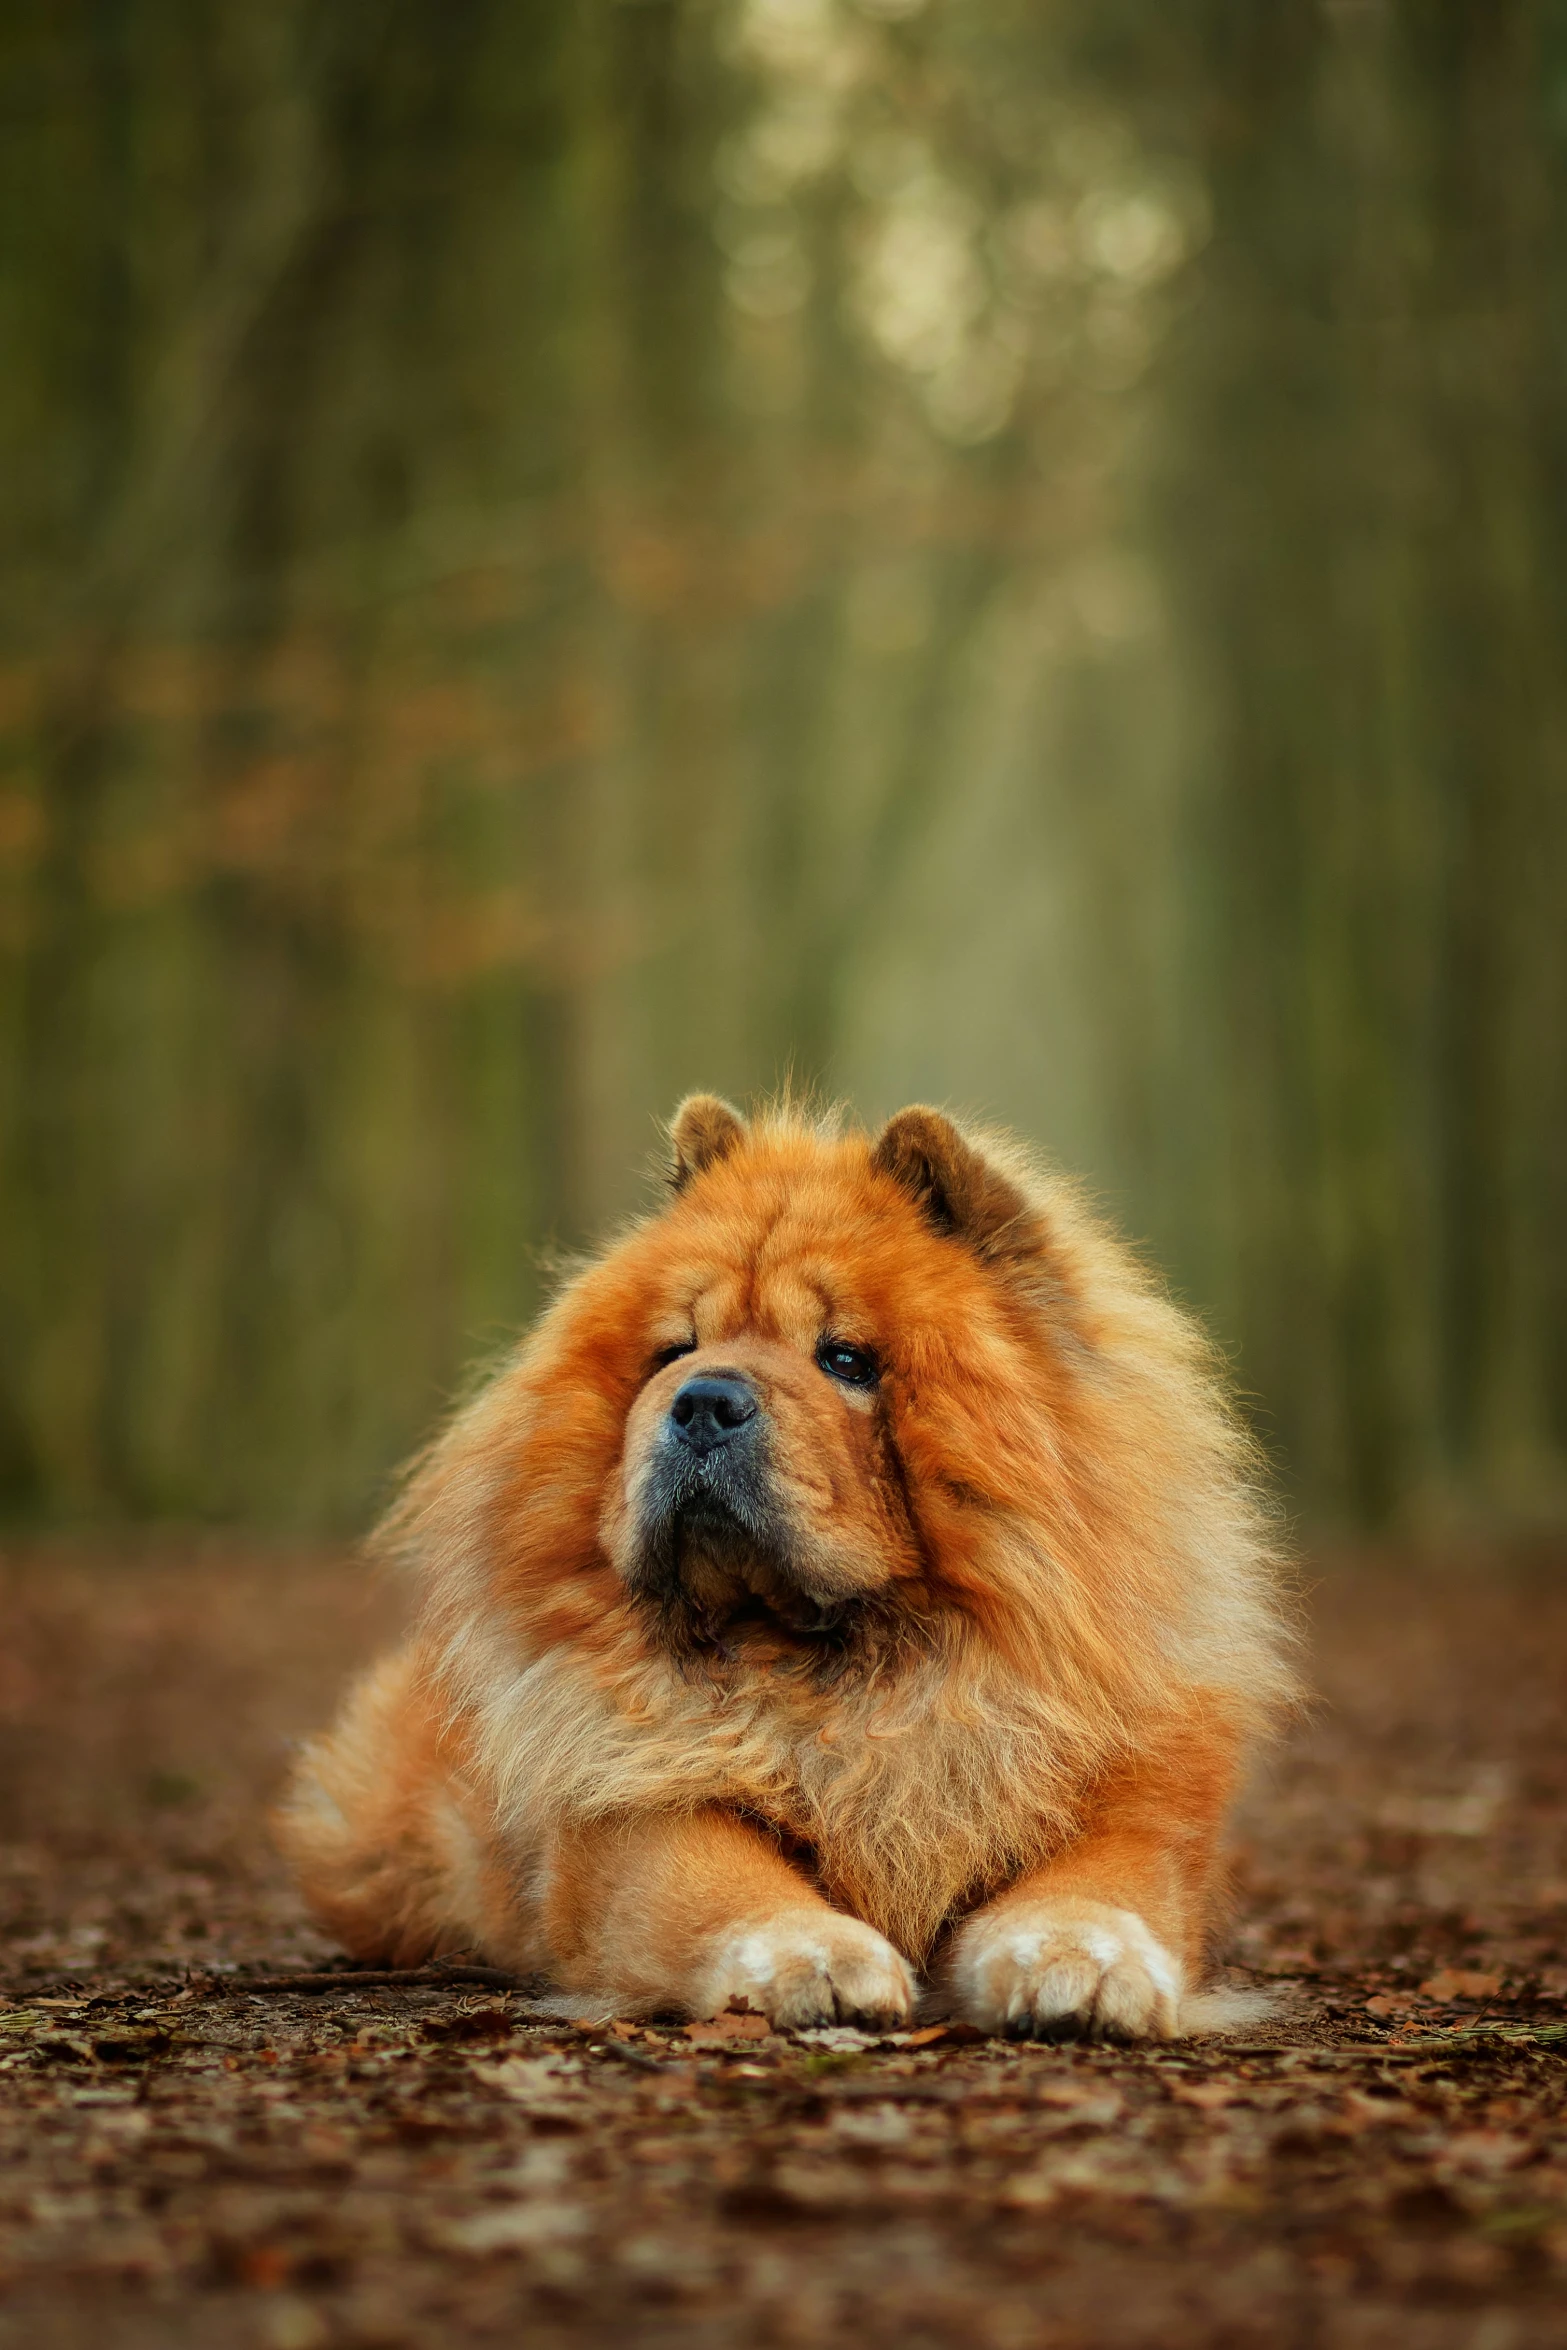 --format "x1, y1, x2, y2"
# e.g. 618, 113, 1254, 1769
609, 1316, 917, 1652
587, 1097, 1063, 1663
